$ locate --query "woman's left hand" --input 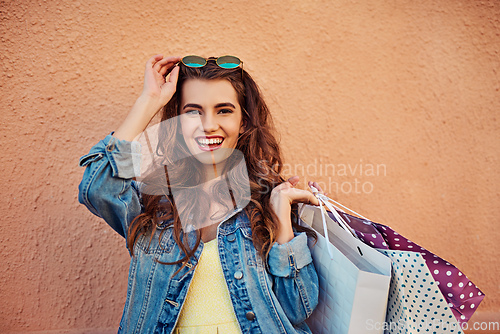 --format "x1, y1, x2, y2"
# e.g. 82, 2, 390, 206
270, 176, 324, 244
